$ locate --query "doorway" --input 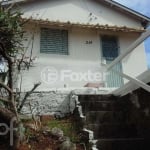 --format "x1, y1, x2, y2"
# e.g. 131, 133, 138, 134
101, 35, 123, 87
